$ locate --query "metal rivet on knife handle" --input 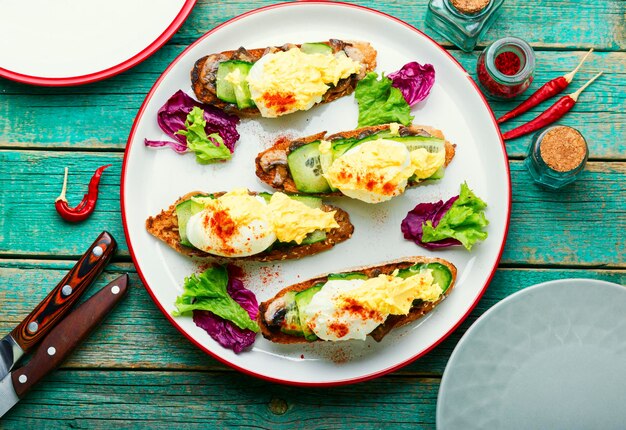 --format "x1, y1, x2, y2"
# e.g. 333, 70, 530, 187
62, 285, 73, 297
92, 246, 103, 257
18, 375, 27, 384
111, 286, 120, 295
47, 347, 56, 356
27, 322, 38, 334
